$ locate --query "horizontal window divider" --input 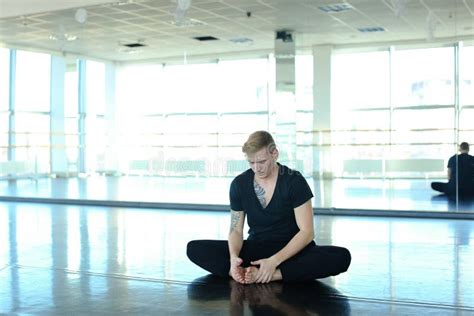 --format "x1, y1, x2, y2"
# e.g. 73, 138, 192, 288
392, 104, 455, 110
11, 110, 51, 115
350, 107, 390, 111
219, 111, 269, 116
